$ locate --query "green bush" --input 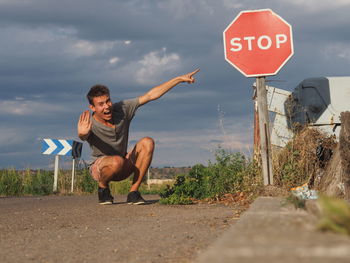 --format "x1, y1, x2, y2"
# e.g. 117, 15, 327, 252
75, 169, 98, 193
159, 149, 263, 204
